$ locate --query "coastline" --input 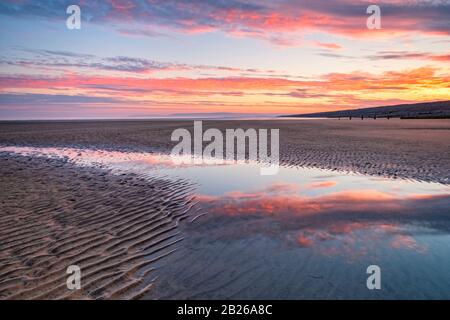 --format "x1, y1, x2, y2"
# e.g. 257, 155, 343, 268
1, 119, 449, 184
